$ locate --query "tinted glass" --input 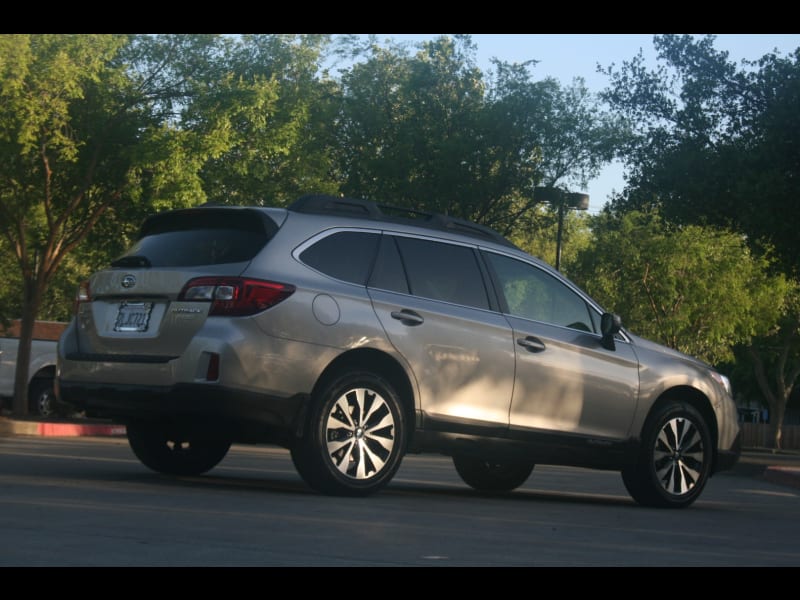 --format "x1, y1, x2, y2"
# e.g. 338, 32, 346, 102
300, 231, 380, 285
119, 229, 268, 267
486, 252, 596, 332
368, 235, 410, 294
116, 208, 276, 268
395, 237, 490, 310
